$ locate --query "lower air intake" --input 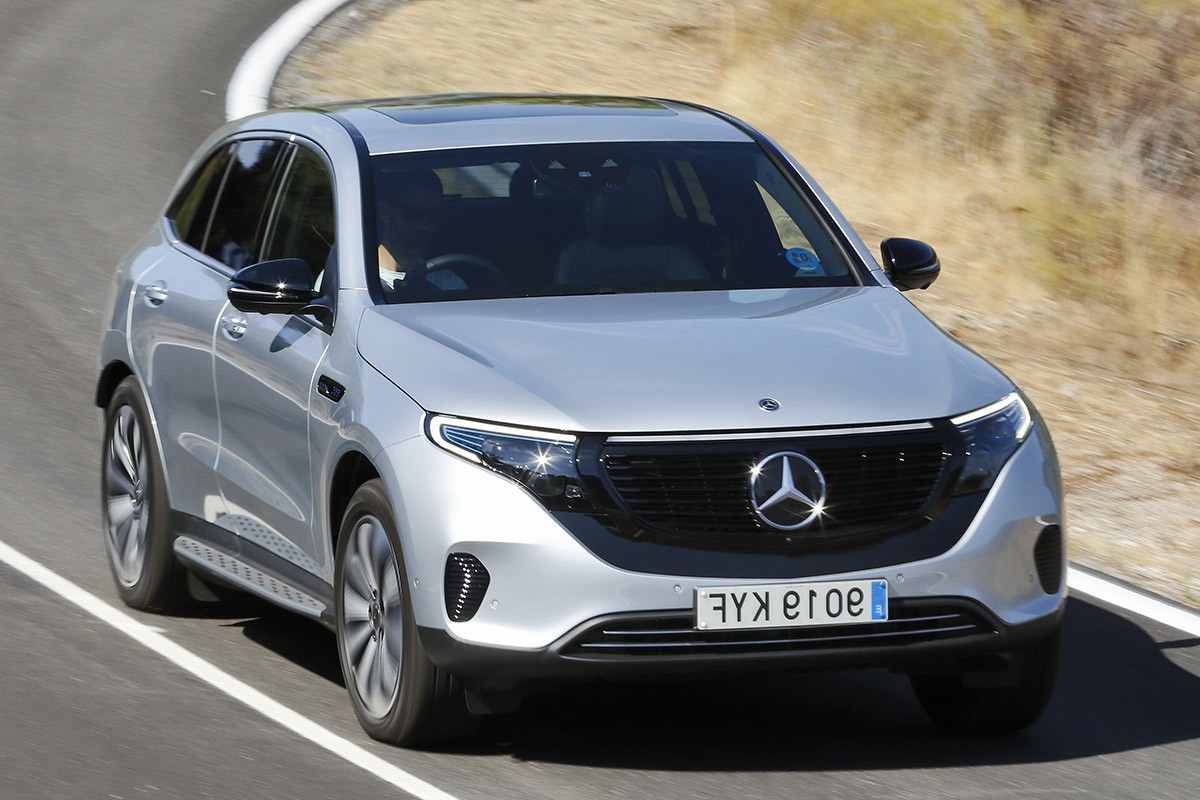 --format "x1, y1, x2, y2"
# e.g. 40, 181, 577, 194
562, 600, 996, 658
1034, 524, 1064, 594
444, 553, 490, 622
